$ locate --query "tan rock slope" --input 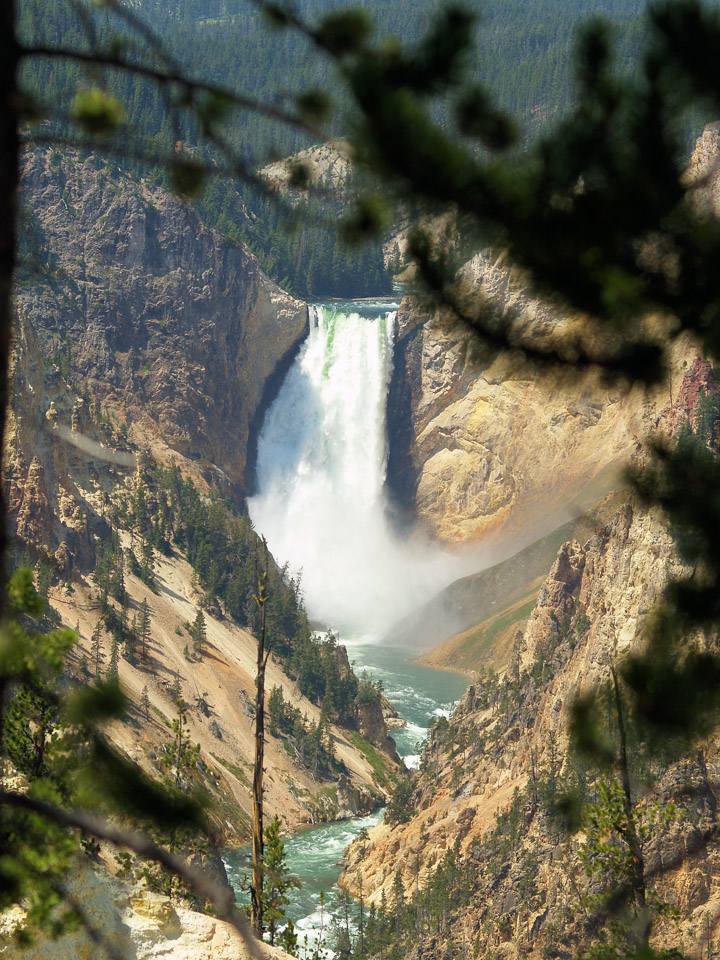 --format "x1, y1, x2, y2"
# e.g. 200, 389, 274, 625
341, 358, 720, 956
0, 858, 293, 960
341, 493, 683, 892
386, 283, 688, 547
58, 541, 389, 840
